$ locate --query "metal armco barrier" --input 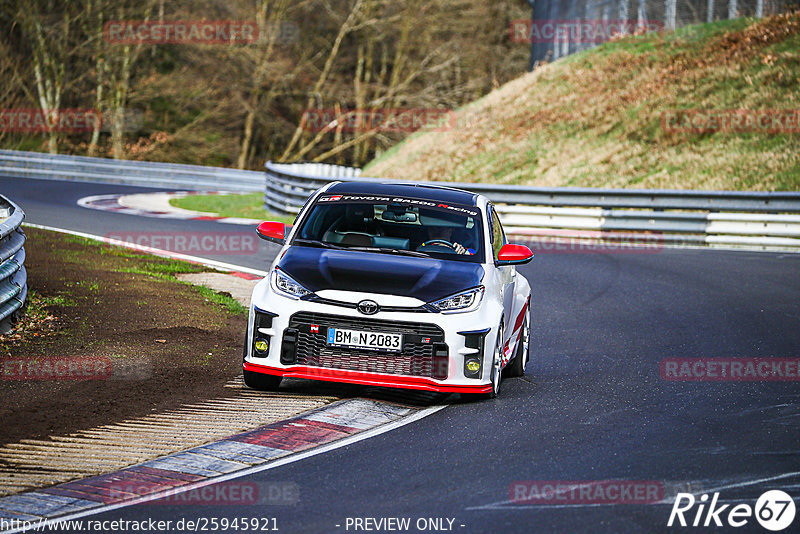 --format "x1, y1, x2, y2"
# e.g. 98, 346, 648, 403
264, 161, 800, 251
0, 195, 27, 333
264, 162, 362, 215
0, 149, 264, 192
1, 150, 797, 252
